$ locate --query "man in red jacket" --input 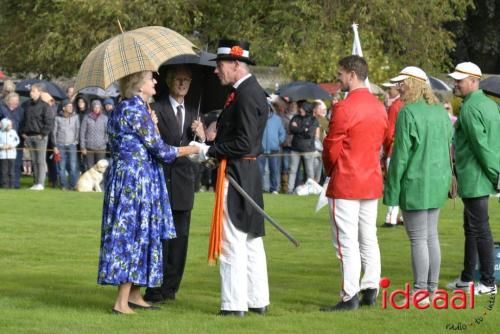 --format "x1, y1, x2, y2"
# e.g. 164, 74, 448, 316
321, 55, 388, 312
